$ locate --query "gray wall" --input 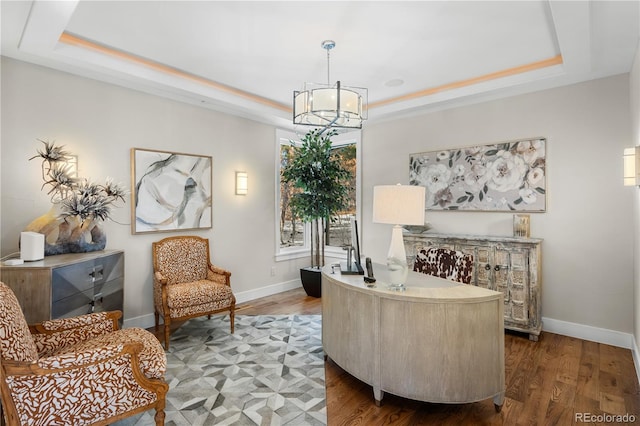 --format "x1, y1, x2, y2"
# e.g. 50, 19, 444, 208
361, 75, 634, 334
0, 57, 308, 326
1, 56, 636, 337
632, 43, 640, 353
